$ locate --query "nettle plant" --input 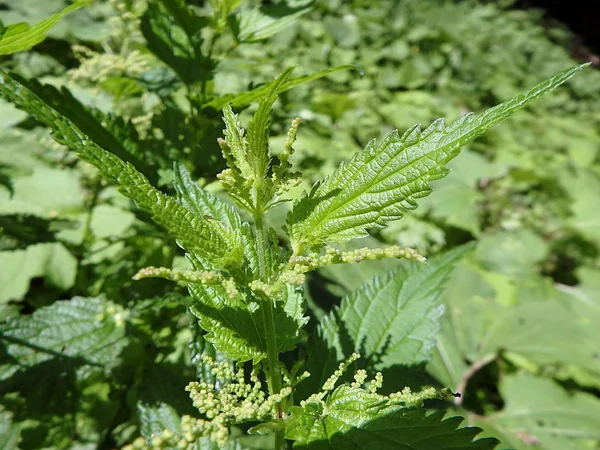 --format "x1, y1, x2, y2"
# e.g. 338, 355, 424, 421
0, 13, 588, 448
